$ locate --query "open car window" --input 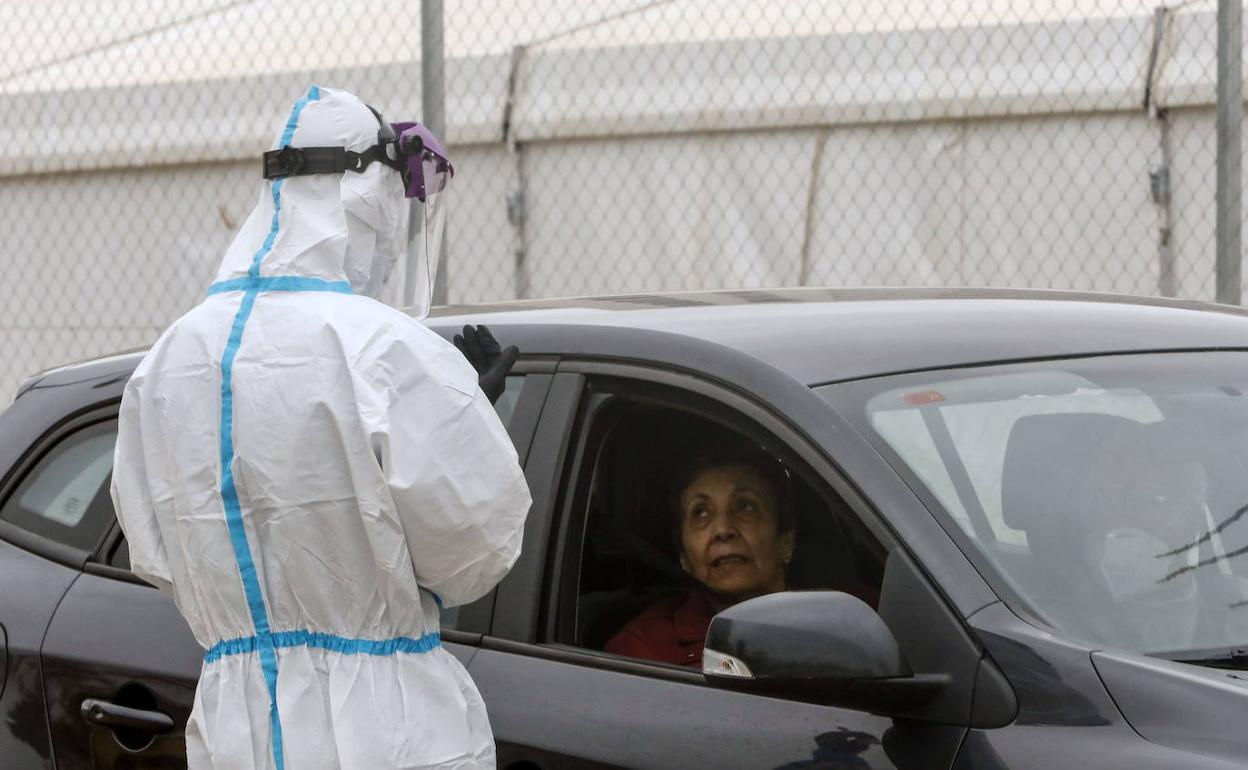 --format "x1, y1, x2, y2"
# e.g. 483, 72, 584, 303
556, 385, 887, 668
